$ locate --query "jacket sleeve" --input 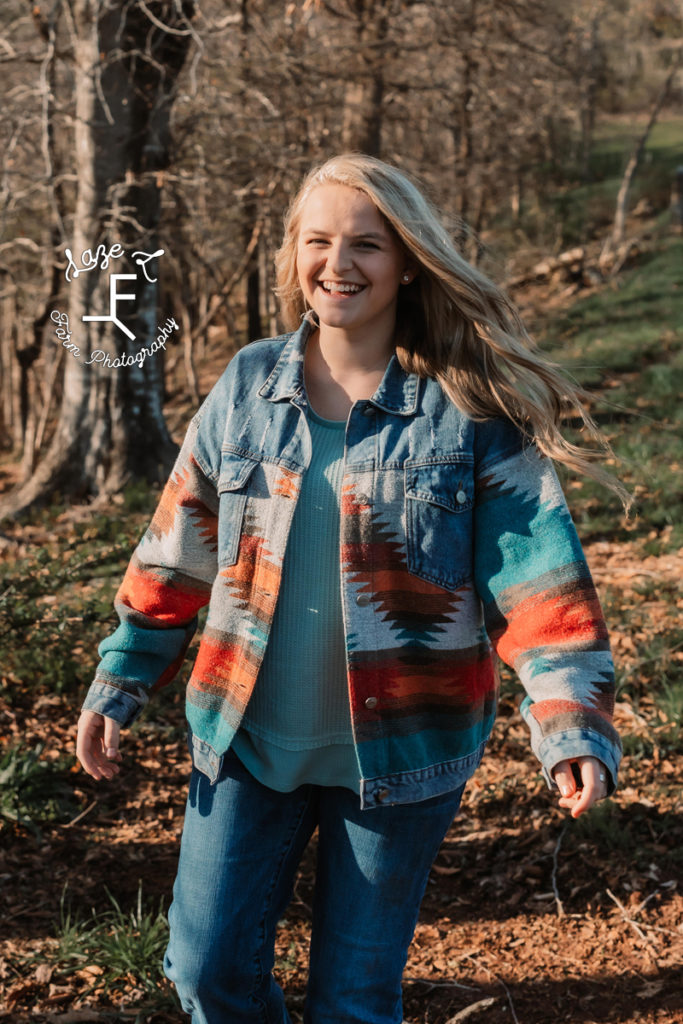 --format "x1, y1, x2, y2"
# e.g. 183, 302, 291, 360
473, 430, 621, 791
81, 411, 219, 728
